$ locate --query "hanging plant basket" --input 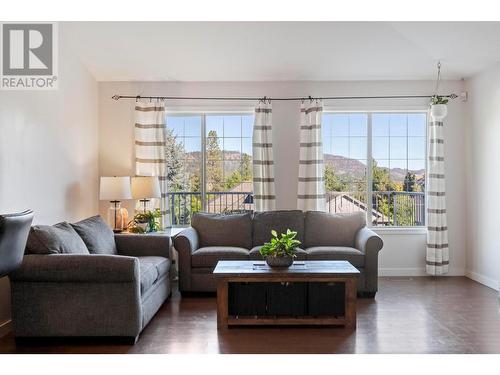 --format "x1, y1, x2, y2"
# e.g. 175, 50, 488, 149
430, 103, 447, 120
